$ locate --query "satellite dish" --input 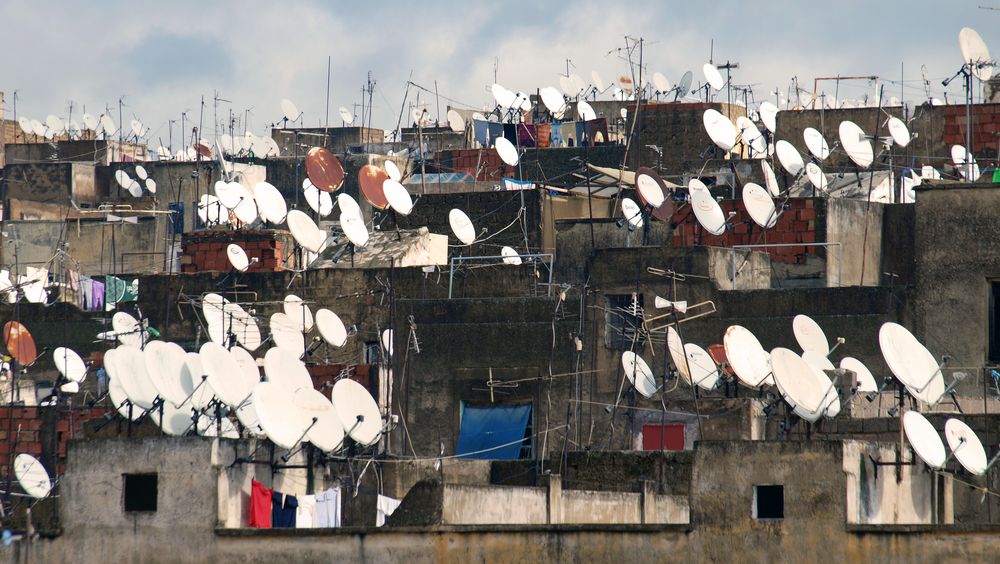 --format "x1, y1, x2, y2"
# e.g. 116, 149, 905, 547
53, 347, 87, 383
702, 63, 724, 90
838, 120, 874, 168
280, 98, 300, 121
286, 210, 328, 254
769, 348, 838, 422
621, 351, 657, 398
105, 350, 141, 419
253, 381, 308, 450
636, 172, 665, 208
621, 197, 643, 229
591, 70, 605, 91
337, 192, 362, 219
126, 180, 144, 198
805, 162, 828, 191
253, 181, 288, 224
959, 27, 993, 81
500, 246, 522, 265
735, 117, 767, 157
951, 145, 981, 179
382, 179, 414, 215
540, 87, 567, 115
114, 170, 132, 189
306, 147, 345, 192
196, 414, 239, 439
742, 183, 777, 228
494, 137, 520, 166
491, 83, 517, 109
758, 102, 779, 133
802, 350, 835, 373
340, 212, 370, 247
270, 312, 306, 356
183, 353, 215, 410
30, 119, 45, 137
775, 140, 805, 175
60, 381, 80, 394
384, 160, 402, 182
315, 308, 349, 347
153, 401, 192, 436
339, 106, 354, 124
839, 357, 878, 393
130, 119, 145, 138
803, 127, 830, 160
199, 342, 253, 408
145, 179, 157, 193
143, 341, 194, 408
448, 208, 476, 245
652, 72, 671, 92
903, 410, 947, 469
112, 311, 146, 348
331, 378, 382, 446
879, 322, 946, 405
761, 160, 780, 197
304, 186, 334, 217
113, 346, 159, 409
45, 115, 64, 134
82, 113, 98, 130
263, 347, 313, 391
3, 313, 38, 362
358, 164, 390, 209
689, 181, 727, 235
447, 109, 466, 132
283, 294, 314, 332
293, 388, 345, 453
13, 454, 51, 499
17, 117, 32, 135
577, 100, 597, 121
677, 71, 694, 97
381, 329, 394, 357
792, 314, 830, 355
634, 167, 673, 220
703, 109, 737, 152
723, 325, 773, 388
227, 244, 251, 272
945, 418, 989, 475
887, 117, 911, 147
667, 327, 719, 390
